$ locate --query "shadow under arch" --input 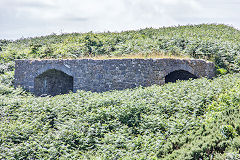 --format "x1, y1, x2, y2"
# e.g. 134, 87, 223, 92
165, 70, 198, 83
34, 69, 73, 96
